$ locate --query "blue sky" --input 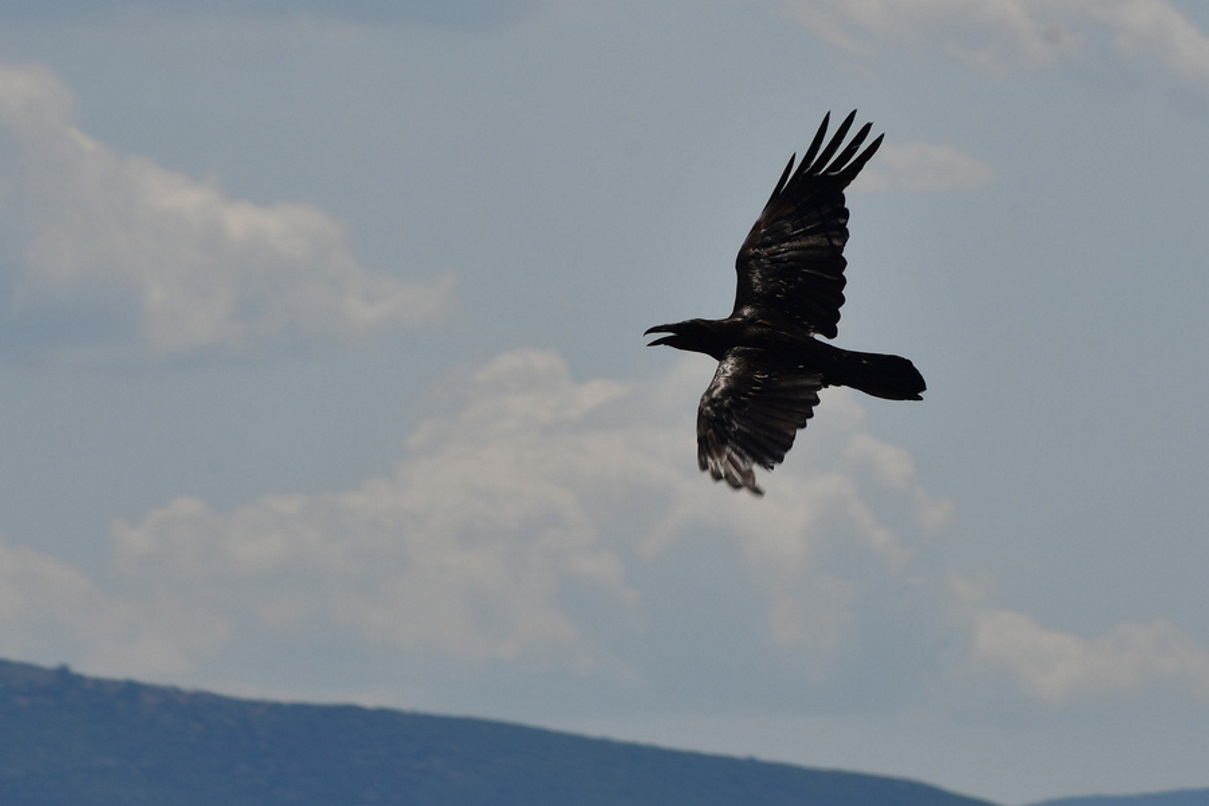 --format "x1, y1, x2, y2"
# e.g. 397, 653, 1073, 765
1, 1, 1208, 802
